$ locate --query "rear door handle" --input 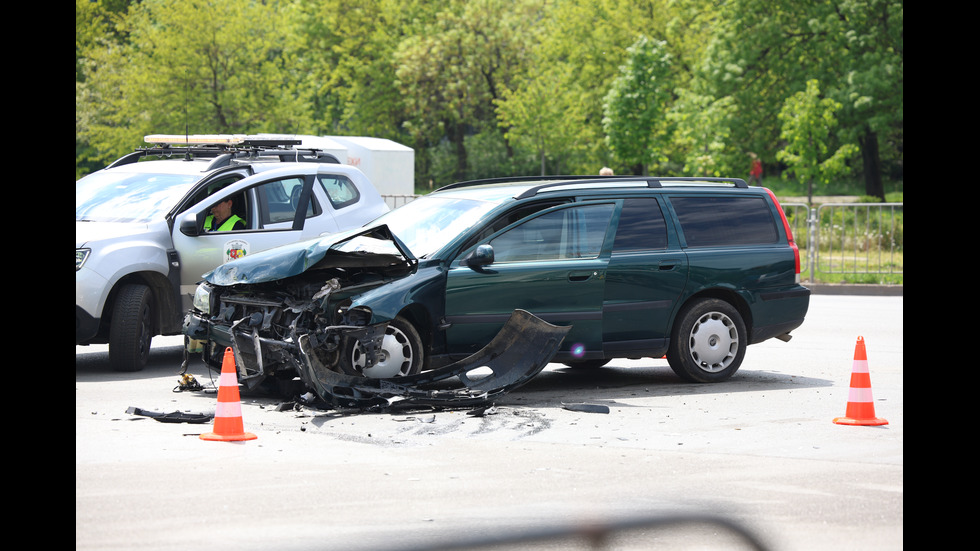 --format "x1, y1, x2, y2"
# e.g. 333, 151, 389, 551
568, 270, 598, 282
658, 259, 682, 271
